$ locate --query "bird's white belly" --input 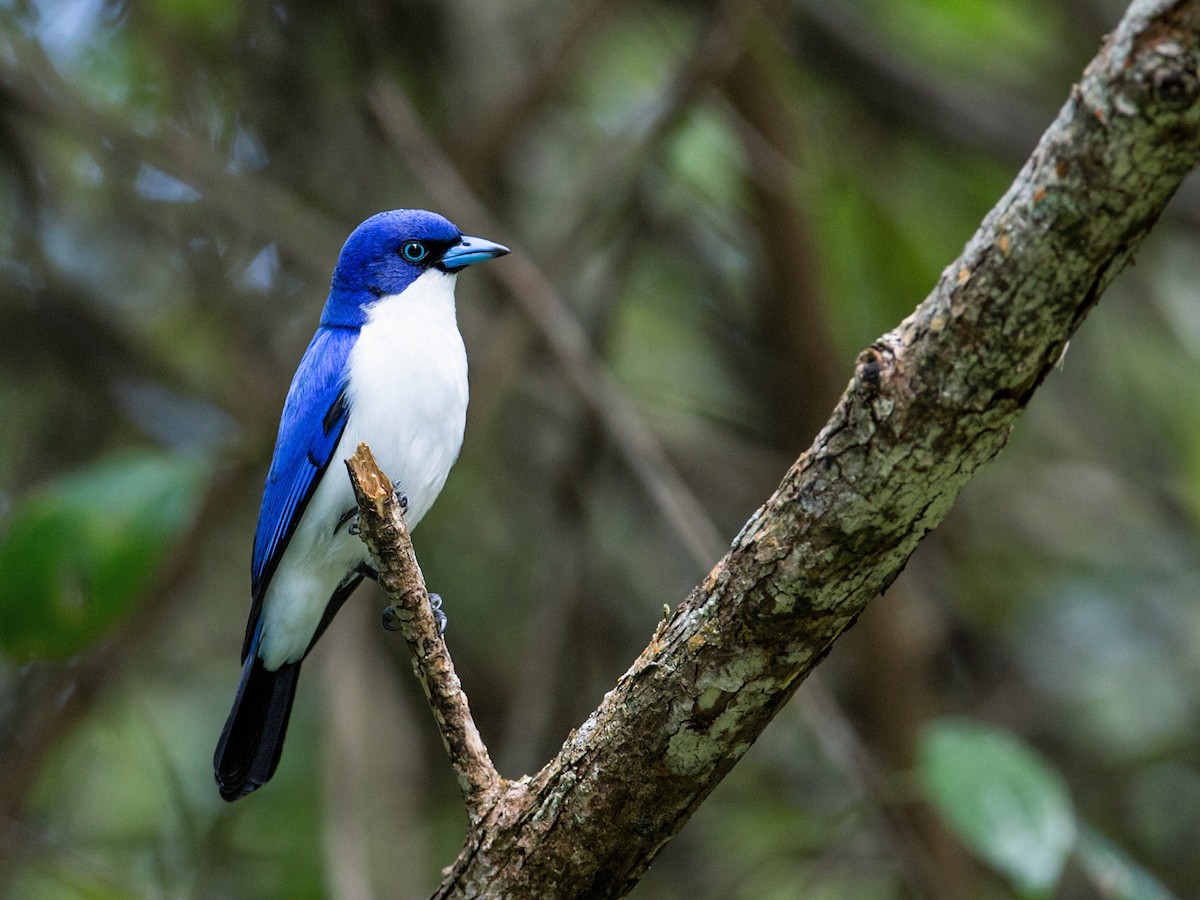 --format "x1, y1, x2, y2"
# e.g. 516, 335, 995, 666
258, 271, 467, 668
